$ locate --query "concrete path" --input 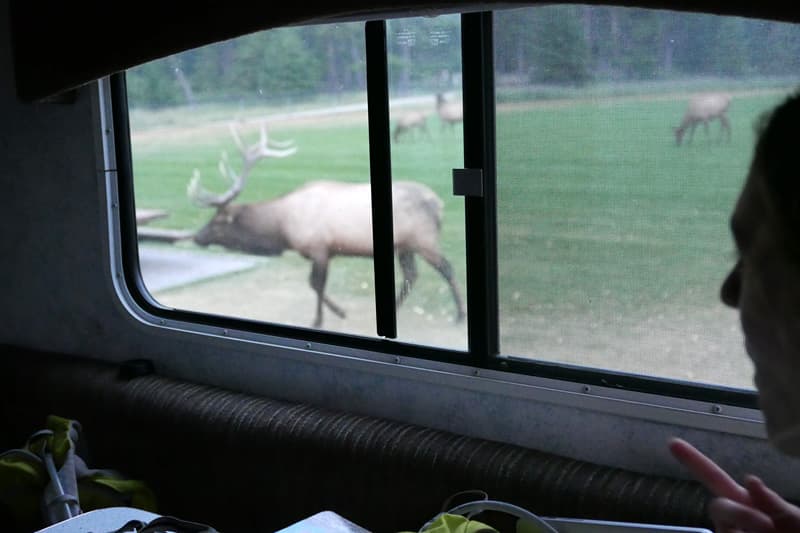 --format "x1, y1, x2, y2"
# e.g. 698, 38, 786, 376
138, 245, 258, 293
